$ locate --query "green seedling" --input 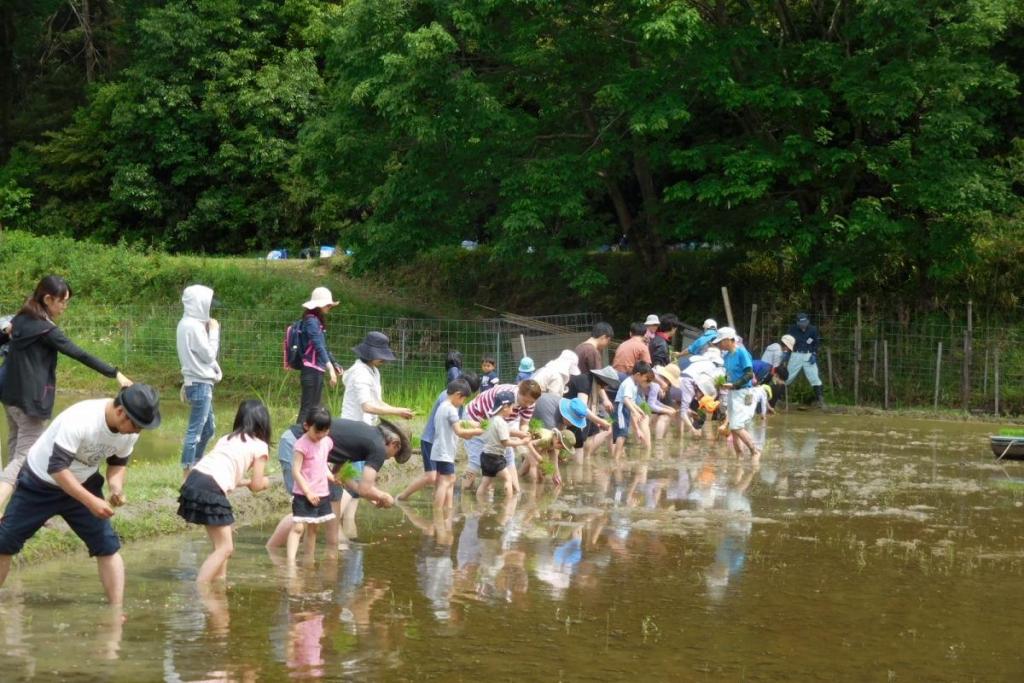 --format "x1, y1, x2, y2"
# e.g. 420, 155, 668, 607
640, 402, 652, 415
539, 460, 556, 476
338, 462, 360, 482
997, 428, 1024, 437
714, 375, 727, 387
529, 418, 544, 436
478, 419, 490, 430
